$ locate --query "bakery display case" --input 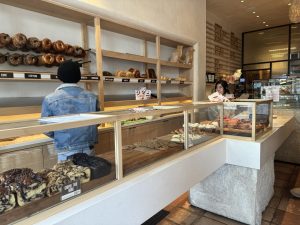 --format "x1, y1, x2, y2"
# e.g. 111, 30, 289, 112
183, 102, 223, 147
223, 99, 273, 140
0, 103, 226, 223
